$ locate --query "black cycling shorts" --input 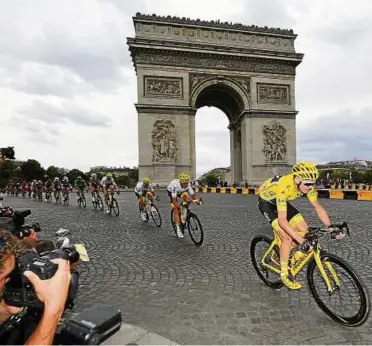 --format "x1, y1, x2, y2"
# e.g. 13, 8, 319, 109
258, 197, 300, 225
168, 190, 185, 203
135, 191, 146, 198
